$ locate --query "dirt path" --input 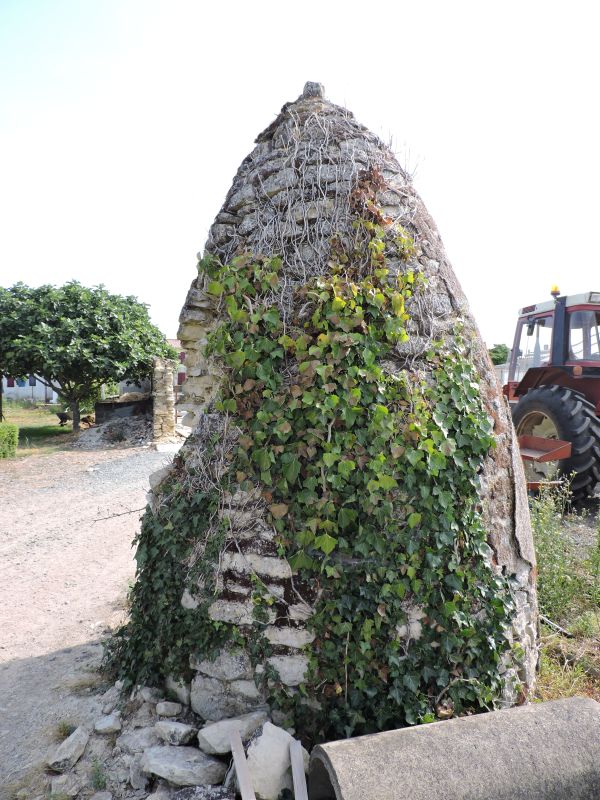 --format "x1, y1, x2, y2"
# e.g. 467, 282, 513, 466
0, 447, 173, 791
